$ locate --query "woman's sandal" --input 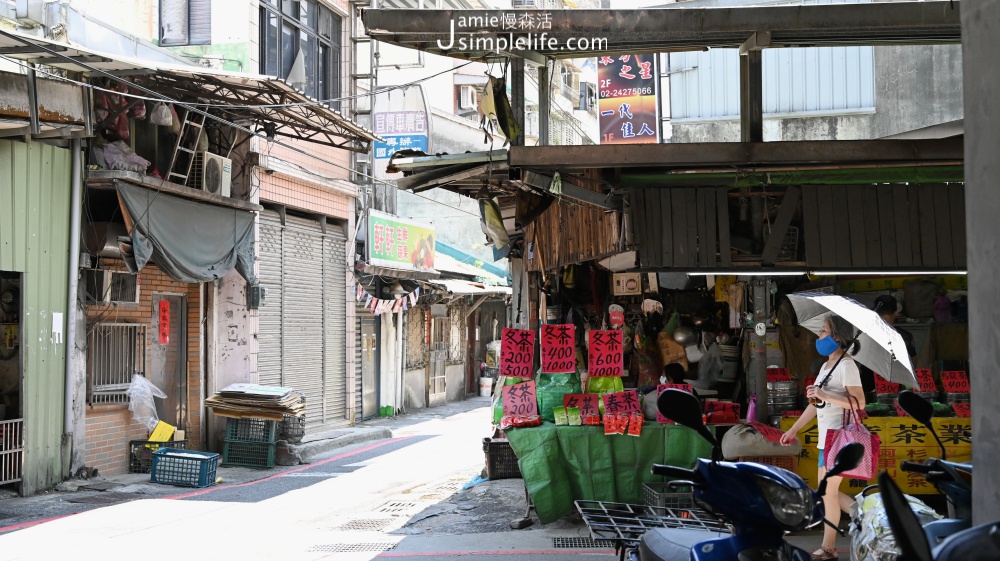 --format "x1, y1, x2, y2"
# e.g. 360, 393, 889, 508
811, 546, 838, 561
